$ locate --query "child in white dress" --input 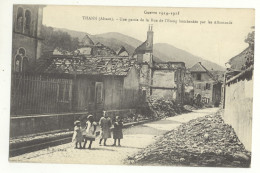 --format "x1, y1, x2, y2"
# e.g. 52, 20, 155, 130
72, 120, 83, 149
83, 115, 97, 149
